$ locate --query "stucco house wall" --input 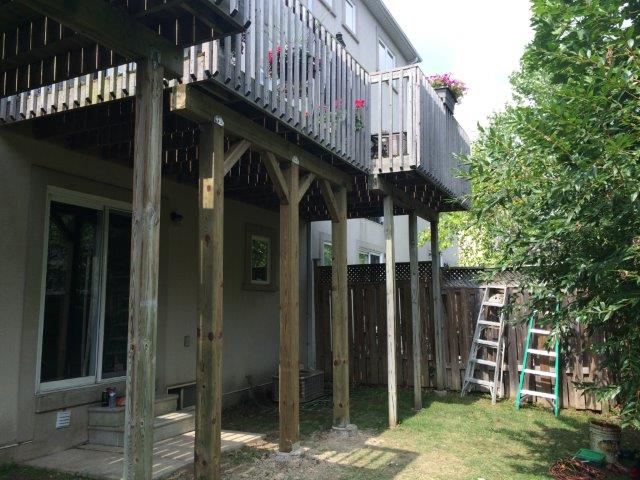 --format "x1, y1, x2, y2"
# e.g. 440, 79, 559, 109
0, 131, 310, 461
308, 0, 415, 71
